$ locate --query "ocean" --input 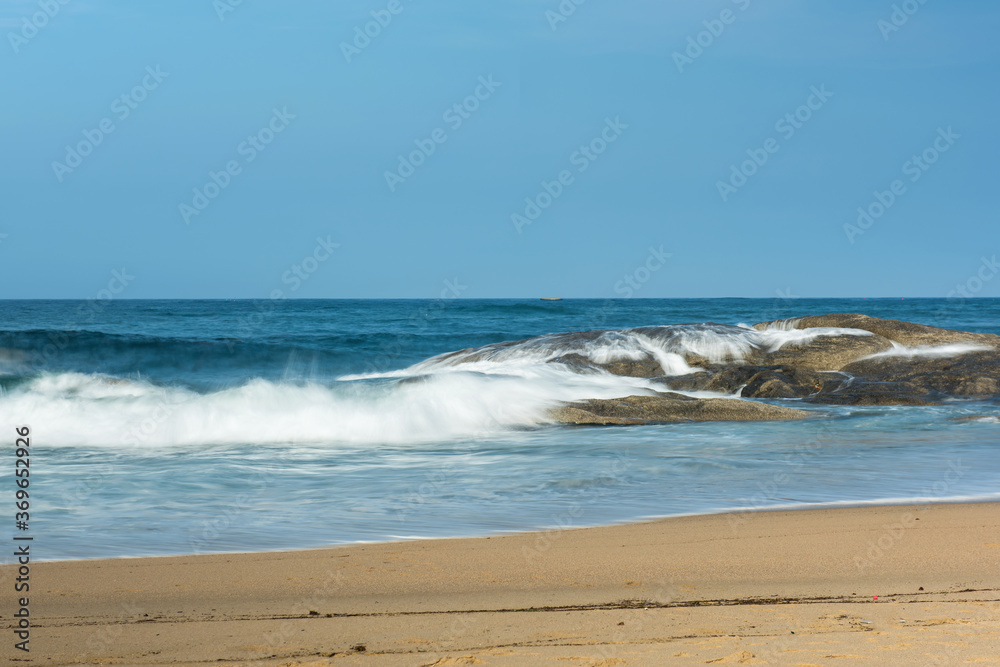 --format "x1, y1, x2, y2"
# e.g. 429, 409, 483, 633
1, 298, 999, 561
